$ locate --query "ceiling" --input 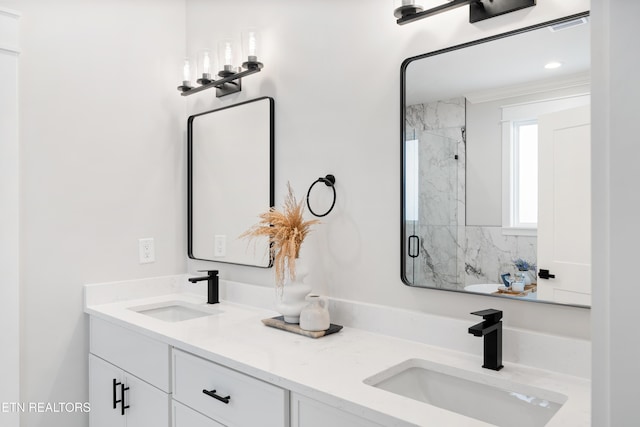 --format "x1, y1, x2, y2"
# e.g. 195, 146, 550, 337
405, 17, 590, 105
